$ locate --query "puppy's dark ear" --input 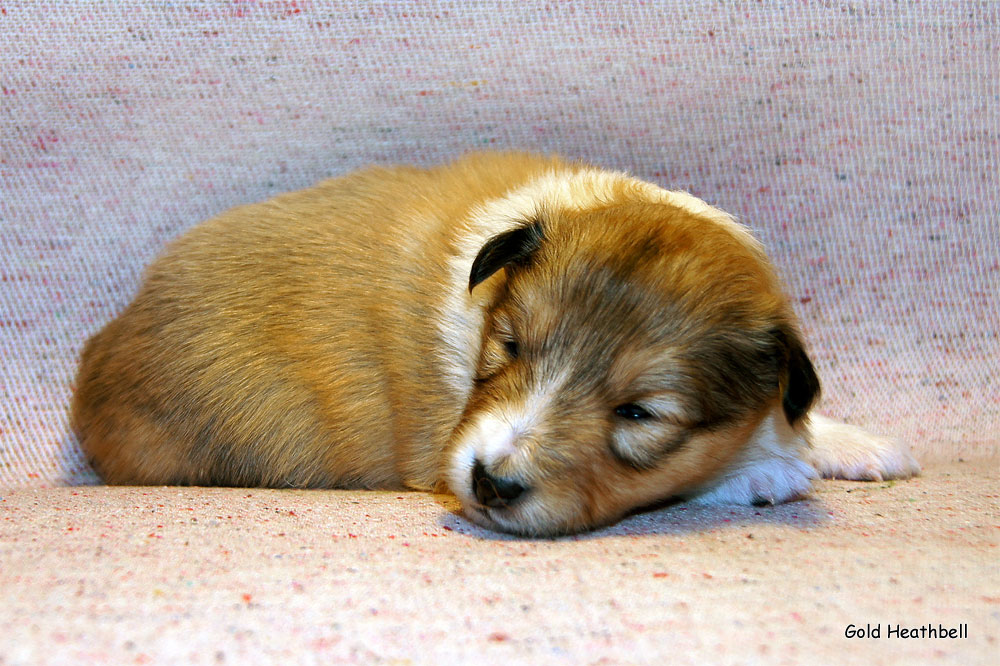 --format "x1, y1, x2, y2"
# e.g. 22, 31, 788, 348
468, 220, 545, 292
770, 326, 821, 425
